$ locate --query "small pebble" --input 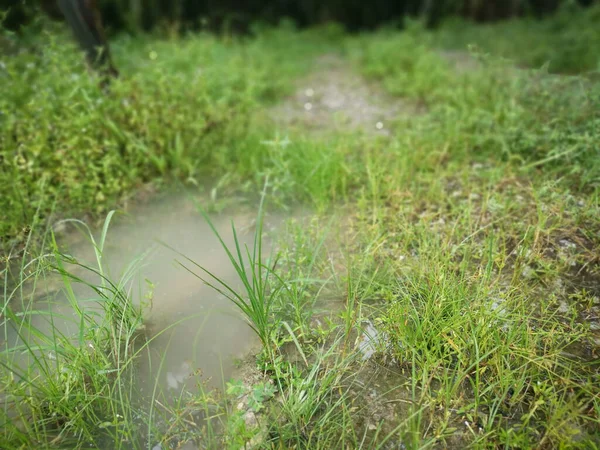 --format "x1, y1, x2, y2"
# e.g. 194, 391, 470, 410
305, 88, 314, 97
376, 121, 384, 130
166, 372, 178, 390
244, 411, 258, 428
304, 102, 313, 111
